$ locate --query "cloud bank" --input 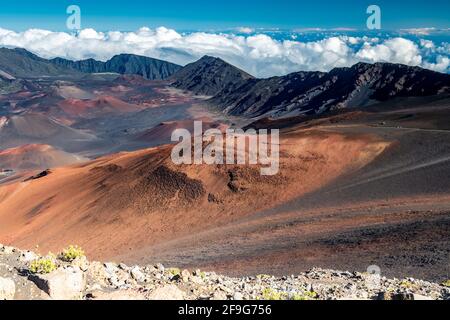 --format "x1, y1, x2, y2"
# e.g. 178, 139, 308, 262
0, 27, 448, 77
